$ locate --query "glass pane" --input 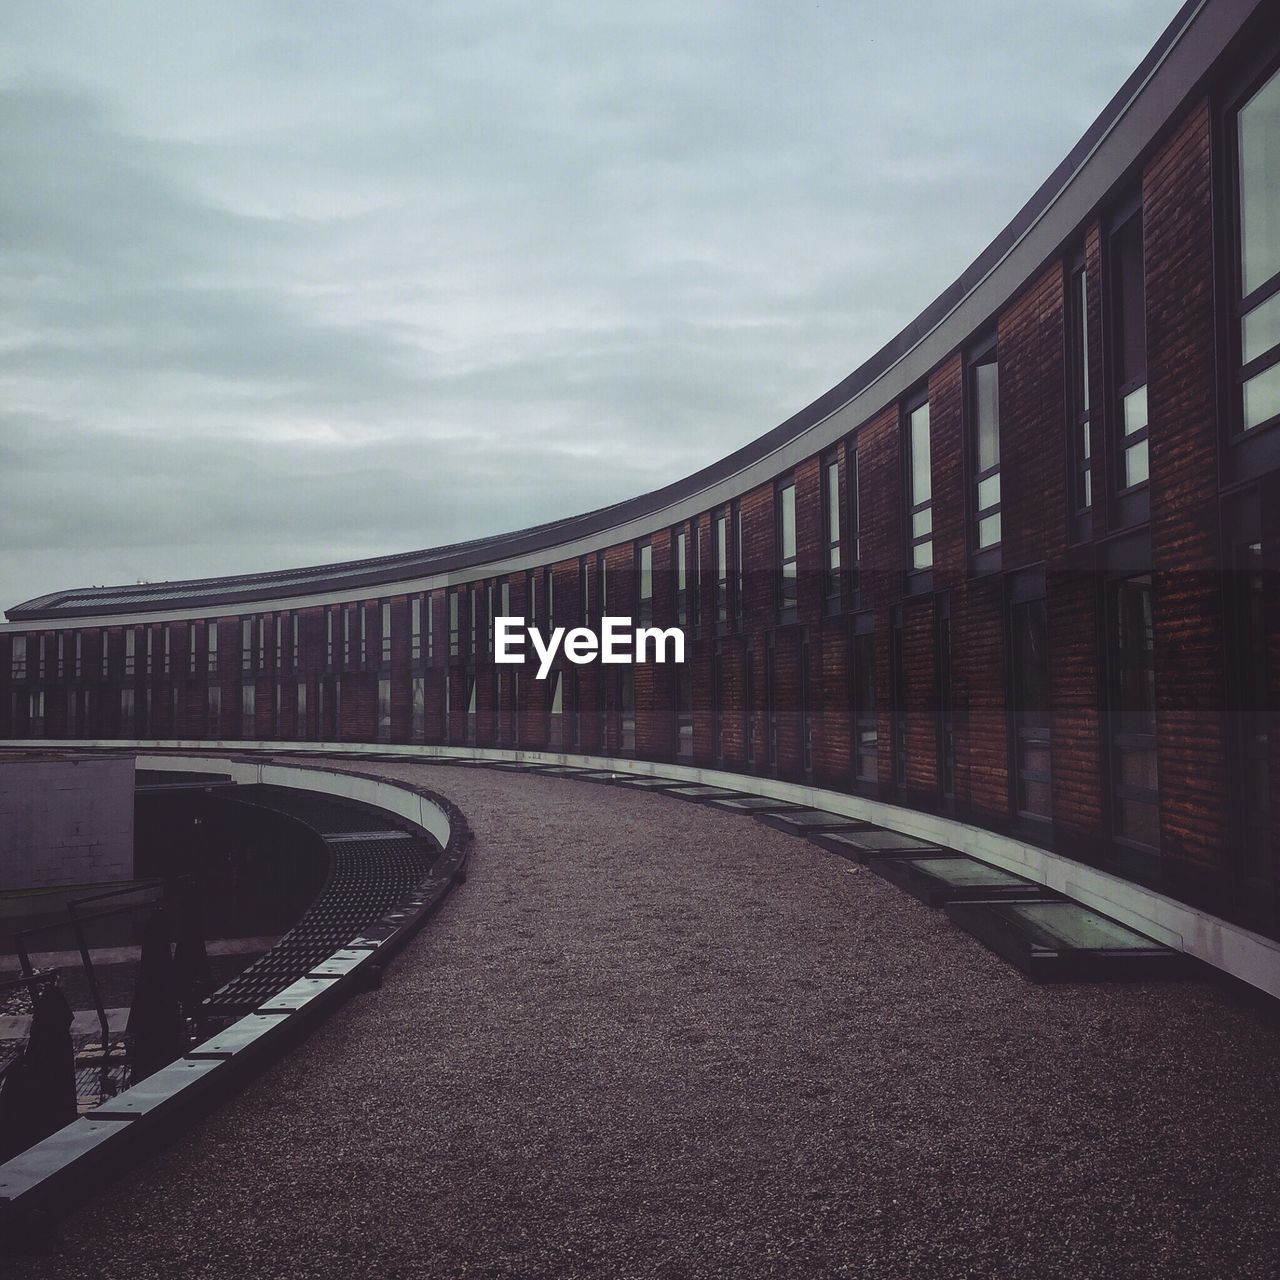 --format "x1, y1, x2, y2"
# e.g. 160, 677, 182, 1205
912, 508, 932, 538
910, 402, 931, 504
1012, 901, 1158, 951
1119, 796, 1160, 847
676, 533, 686, 591
639, 545, 653, 600
1125, 438, 1149, 488
1119, 746, 1158, 791
977, 473, 1000, 512
1242, 289, 1280, 365
1077, 268, 1090, 412
977, 513, 1001, 548
912, 539, 933, 570
1238, 66, 1280, 297
1083, 470, 1092, 508
1116, 577, 1156, 734
780, 484, 797, 560
1243, 360, 1280, 431
974, 359, 1000, 471
826, 461, 839, 538
1123, 383, 1148, 435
